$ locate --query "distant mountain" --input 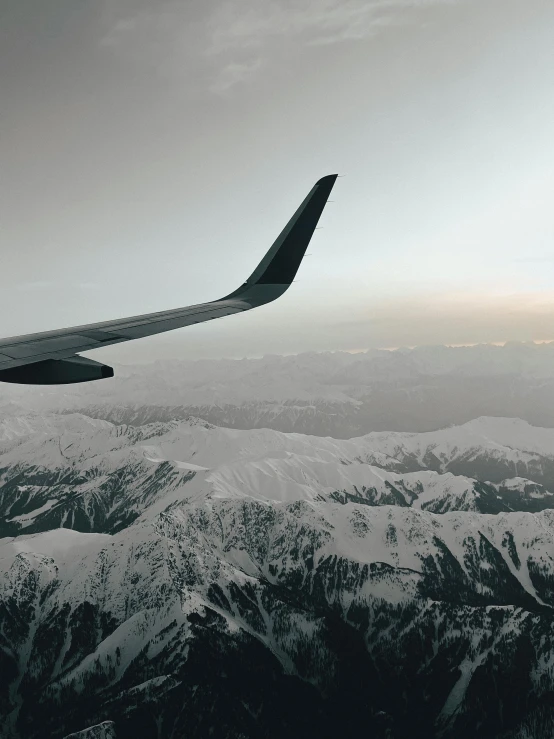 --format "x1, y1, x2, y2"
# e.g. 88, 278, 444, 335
3, 414, 554, 737
3, 343, 554, 436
